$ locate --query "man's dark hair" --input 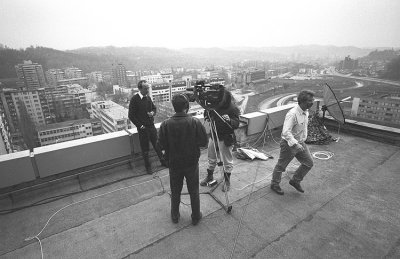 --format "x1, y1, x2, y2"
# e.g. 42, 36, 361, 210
138, 80, 147, 89
297, 90, 315, 104
172, 94, 189, 112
